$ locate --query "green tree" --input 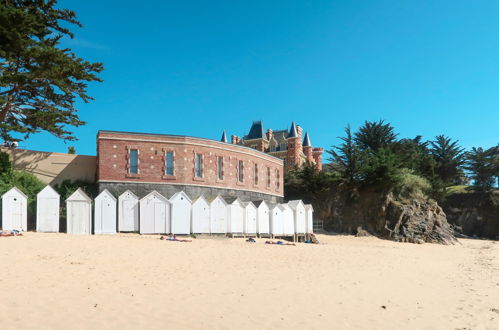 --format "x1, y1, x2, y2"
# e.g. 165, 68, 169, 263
429, 135, 465, 189
362, 148, 402, 188
465, 146, 499, 191
354, 120, 398, 152
0, 0, 103, 142
0, 150, 12, 174
327, 125, 364, 185
285, 162, 338, 220
0, 151, 45, 217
